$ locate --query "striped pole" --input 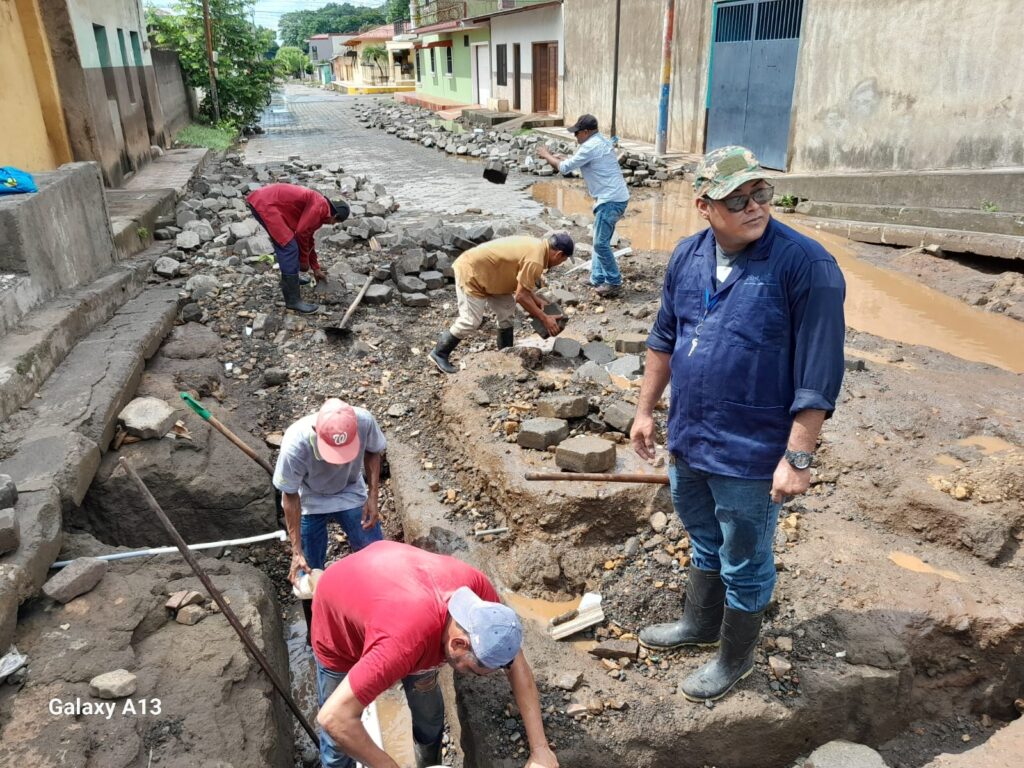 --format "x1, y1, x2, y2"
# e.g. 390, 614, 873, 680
655, 0, 676, 155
